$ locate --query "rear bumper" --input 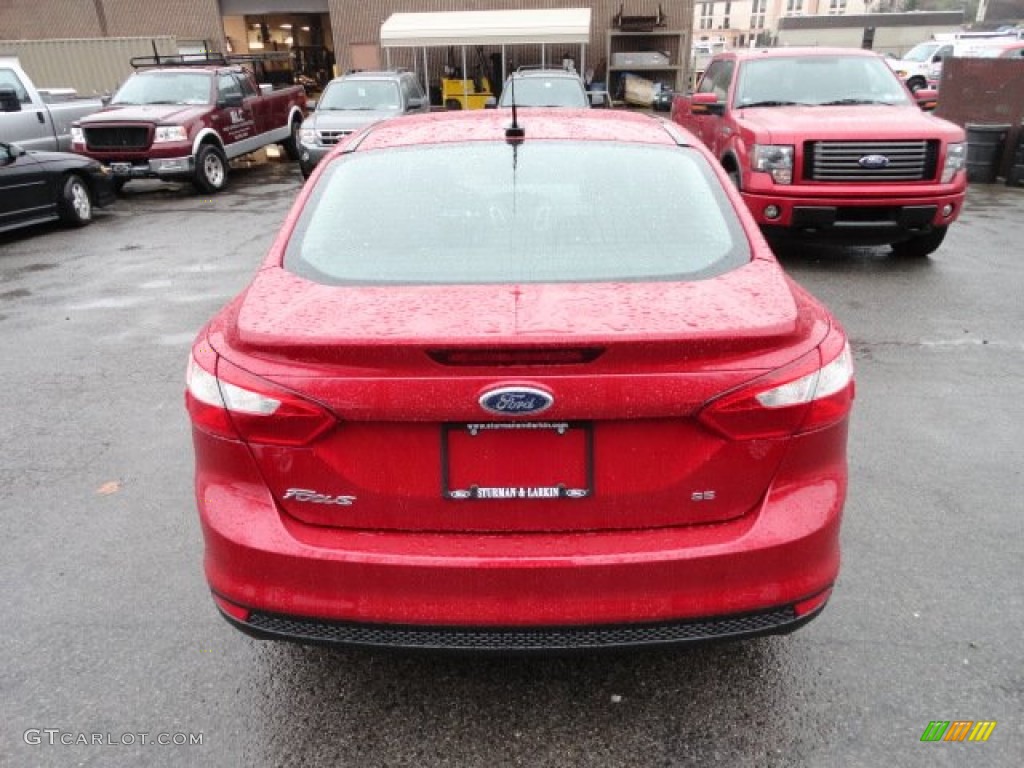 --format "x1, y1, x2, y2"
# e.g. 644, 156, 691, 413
194, 423, 846, 648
